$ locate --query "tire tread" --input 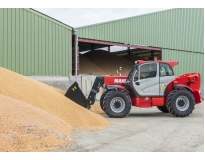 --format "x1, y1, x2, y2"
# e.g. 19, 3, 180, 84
166, 90, 195, 117
102, 90, 131, 118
